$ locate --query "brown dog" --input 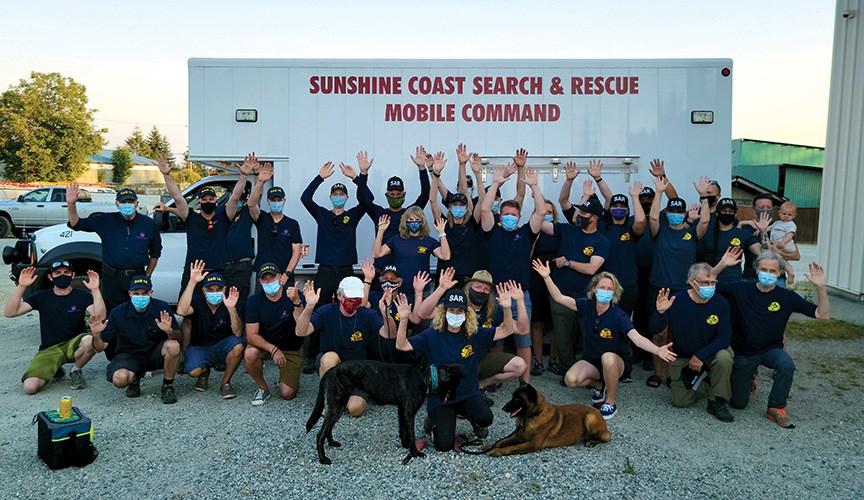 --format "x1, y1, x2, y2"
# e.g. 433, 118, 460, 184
485, 384, 611, 456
